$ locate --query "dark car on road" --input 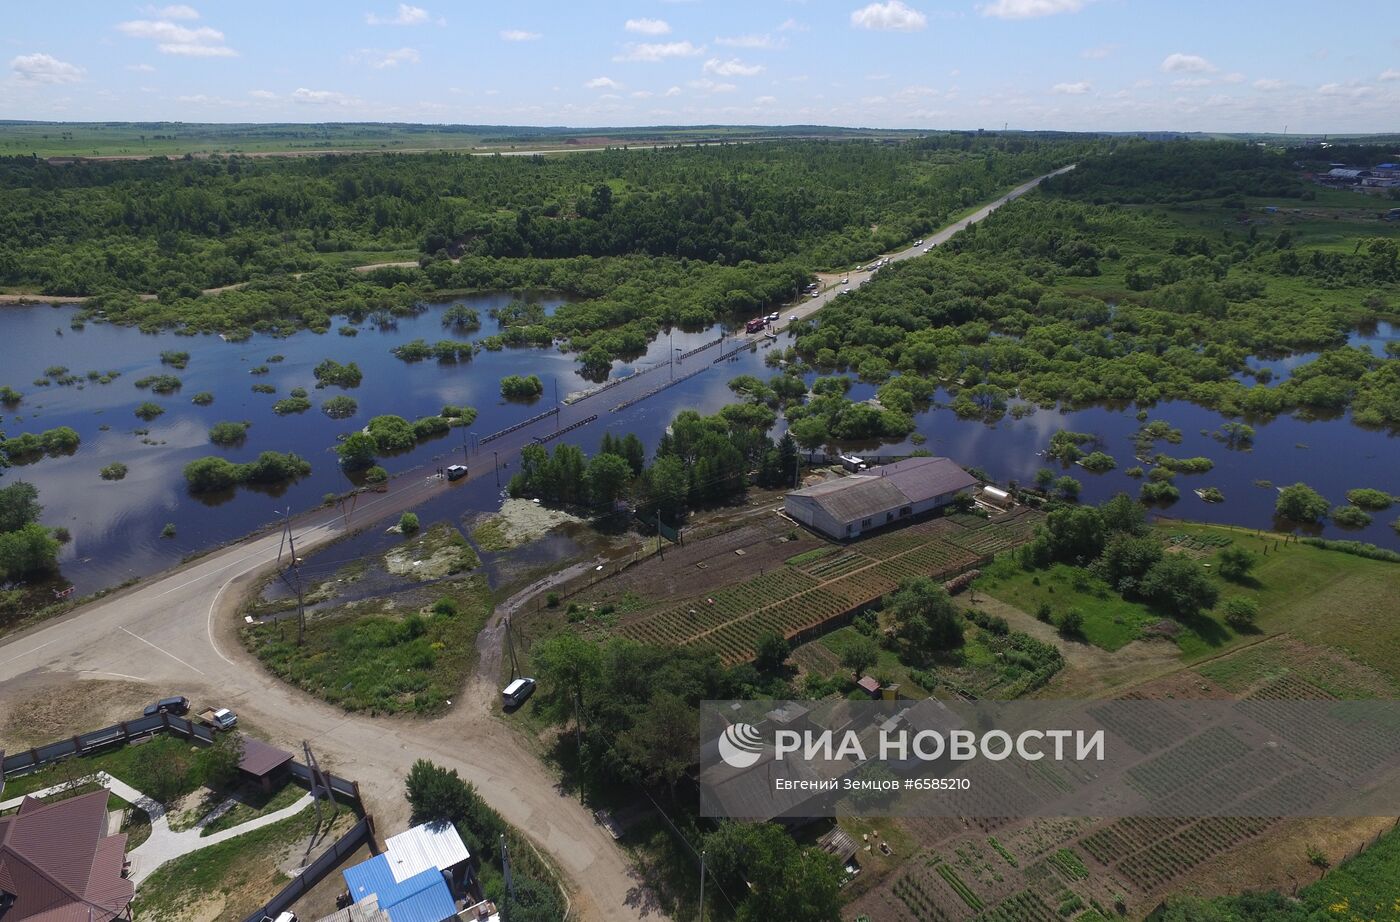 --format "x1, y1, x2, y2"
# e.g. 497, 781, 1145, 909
143, 695, 190, 717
